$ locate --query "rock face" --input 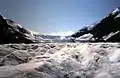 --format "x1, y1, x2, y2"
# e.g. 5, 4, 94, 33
0, 43, 120, 78
0, 15, 37, 44
71, 7, 120, 42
